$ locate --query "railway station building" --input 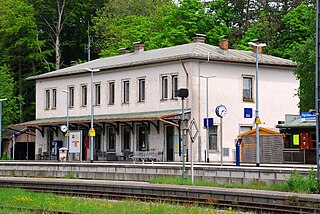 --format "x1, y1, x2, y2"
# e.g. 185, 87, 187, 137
11, 36, 299, 162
